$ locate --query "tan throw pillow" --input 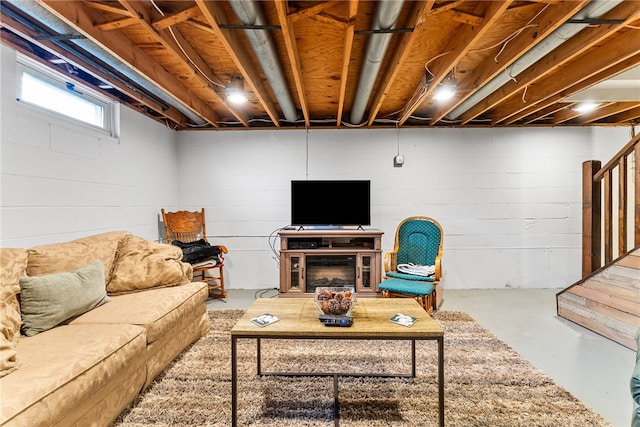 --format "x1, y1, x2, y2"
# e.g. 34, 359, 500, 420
108, 235, 192, 294
19, 261, 110, 337
0, 248, 28, 377
26, 231, 131, 283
